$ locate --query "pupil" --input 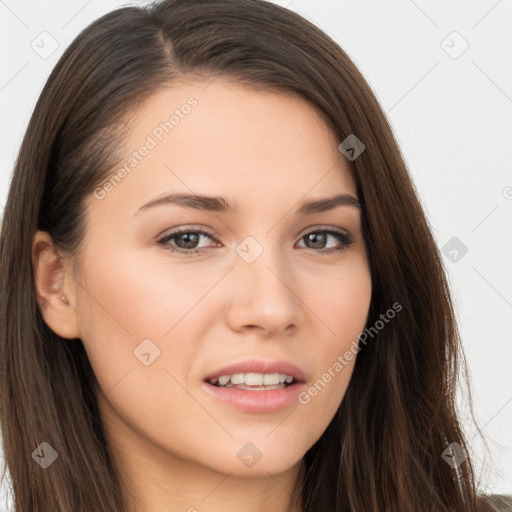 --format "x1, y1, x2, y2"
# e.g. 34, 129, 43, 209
307, 232, 326, 249
178, 233, 199, 248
